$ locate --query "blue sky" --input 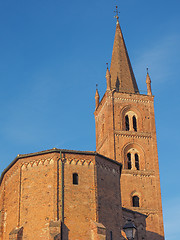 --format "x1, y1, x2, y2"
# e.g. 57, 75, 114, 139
0, 0, 179, 238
